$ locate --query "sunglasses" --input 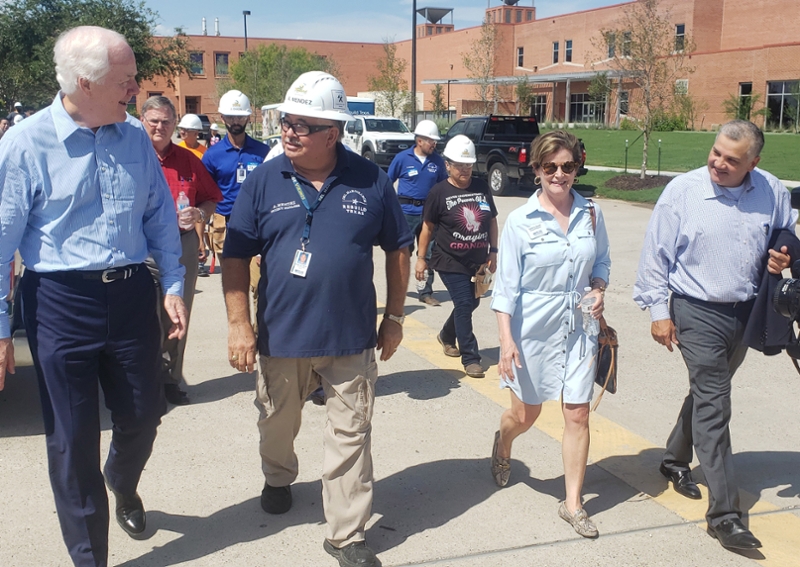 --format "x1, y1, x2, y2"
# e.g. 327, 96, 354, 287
540, 161, 579, 175
280, 117, 333, 137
